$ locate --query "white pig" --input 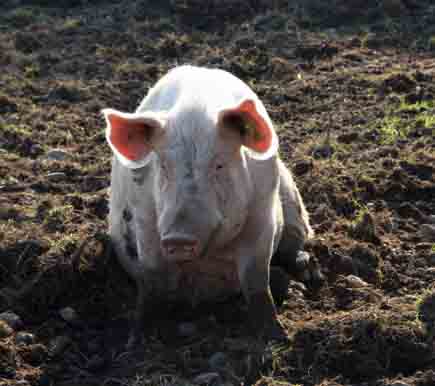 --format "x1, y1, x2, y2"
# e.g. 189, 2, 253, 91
103, 65, 314, 344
